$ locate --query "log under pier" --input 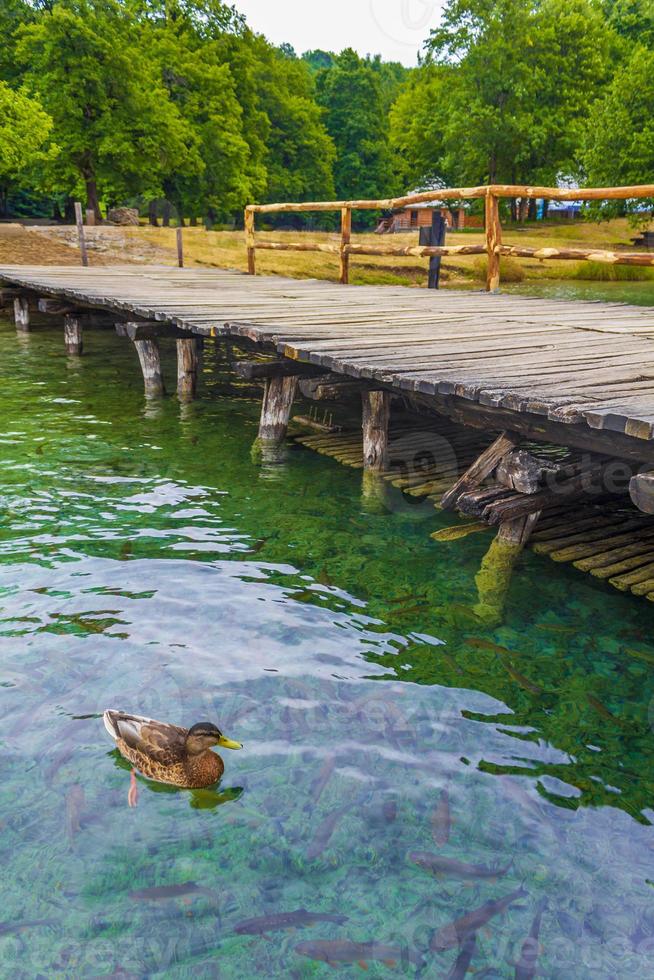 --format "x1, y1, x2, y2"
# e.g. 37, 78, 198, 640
3, 264, 654, 602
